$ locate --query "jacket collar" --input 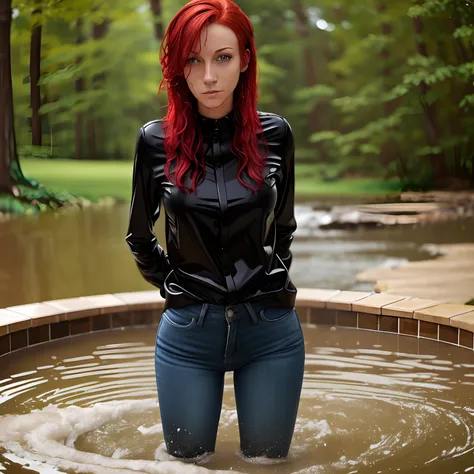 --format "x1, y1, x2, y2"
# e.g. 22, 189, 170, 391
197, 110, 235, 141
